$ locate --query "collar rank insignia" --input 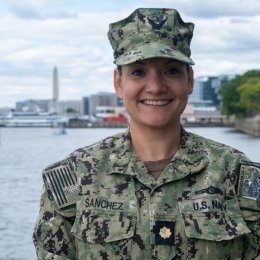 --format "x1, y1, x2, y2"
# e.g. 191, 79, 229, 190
153, 221, 175, 245
159, 227, 172, 239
